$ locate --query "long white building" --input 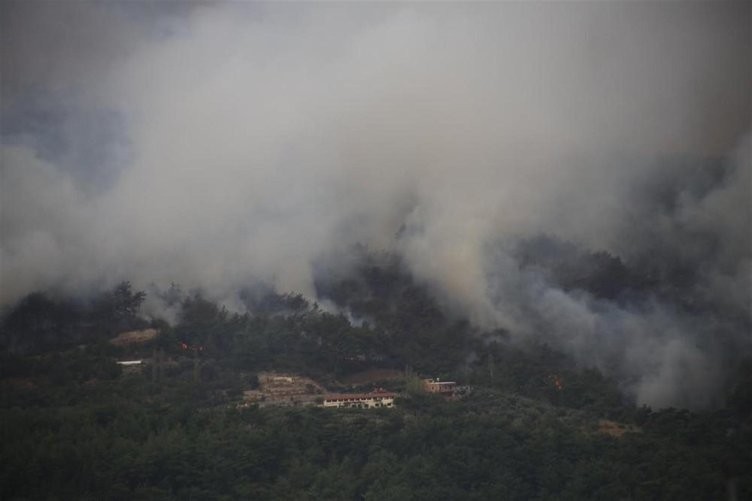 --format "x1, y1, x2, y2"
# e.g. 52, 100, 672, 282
322, 390, 396, 409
